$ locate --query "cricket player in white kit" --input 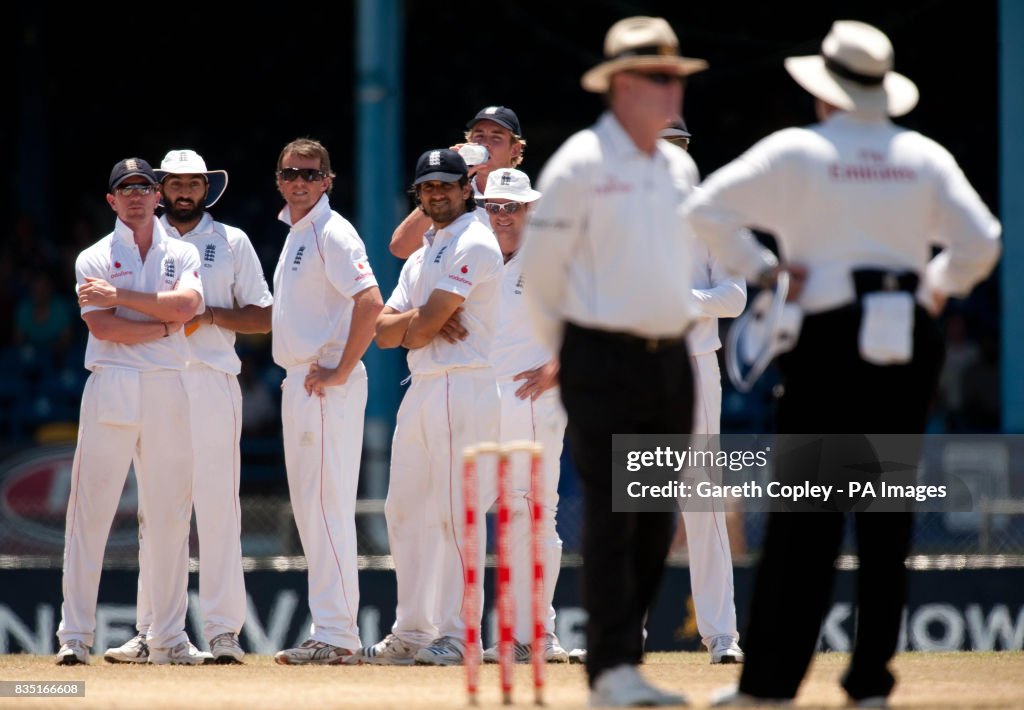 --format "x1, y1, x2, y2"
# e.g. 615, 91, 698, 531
102, 150, 273, 665
683, 240, 747, 663
271, 139, 384, 665
660, 122, 748, 664
367, 148, 503, 666
472, 169, 569, 664
57, 158, 205, 665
